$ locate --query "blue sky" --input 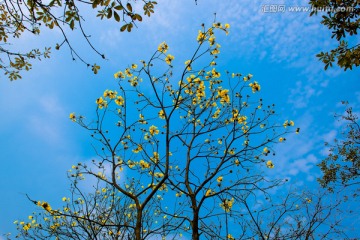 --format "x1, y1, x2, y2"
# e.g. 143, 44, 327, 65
0, 0, 359, 237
